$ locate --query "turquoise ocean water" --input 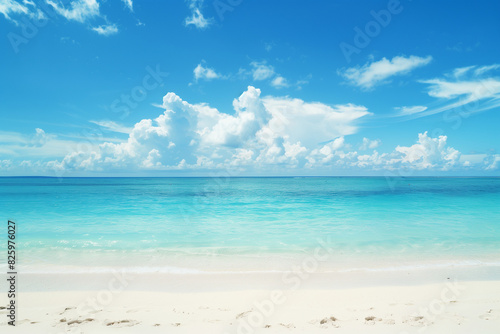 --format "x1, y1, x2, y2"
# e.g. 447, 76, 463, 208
1, 177, 500, 273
